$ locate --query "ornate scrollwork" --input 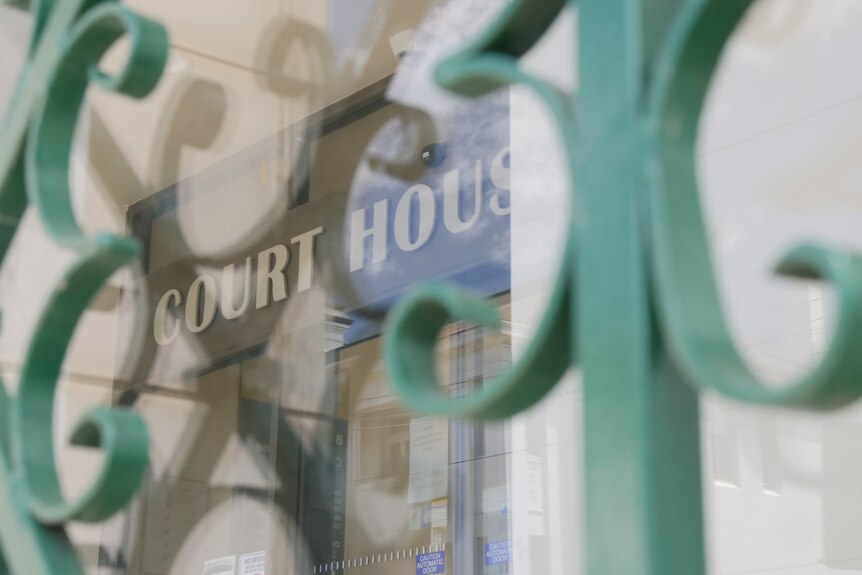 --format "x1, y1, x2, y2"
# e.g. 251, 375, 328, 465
385, 0, 574, 419
647, 0, 862, 409
383, 0, 862, 573
0, 1, 167, 573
